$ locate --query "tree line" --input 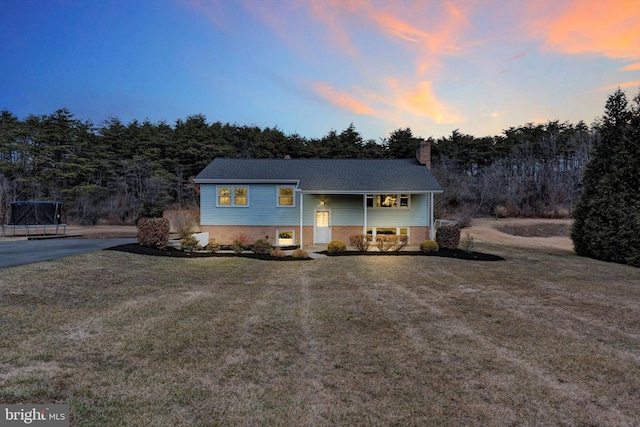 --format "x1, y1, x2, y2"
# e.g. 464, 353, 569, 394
0, 108, 597, 225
